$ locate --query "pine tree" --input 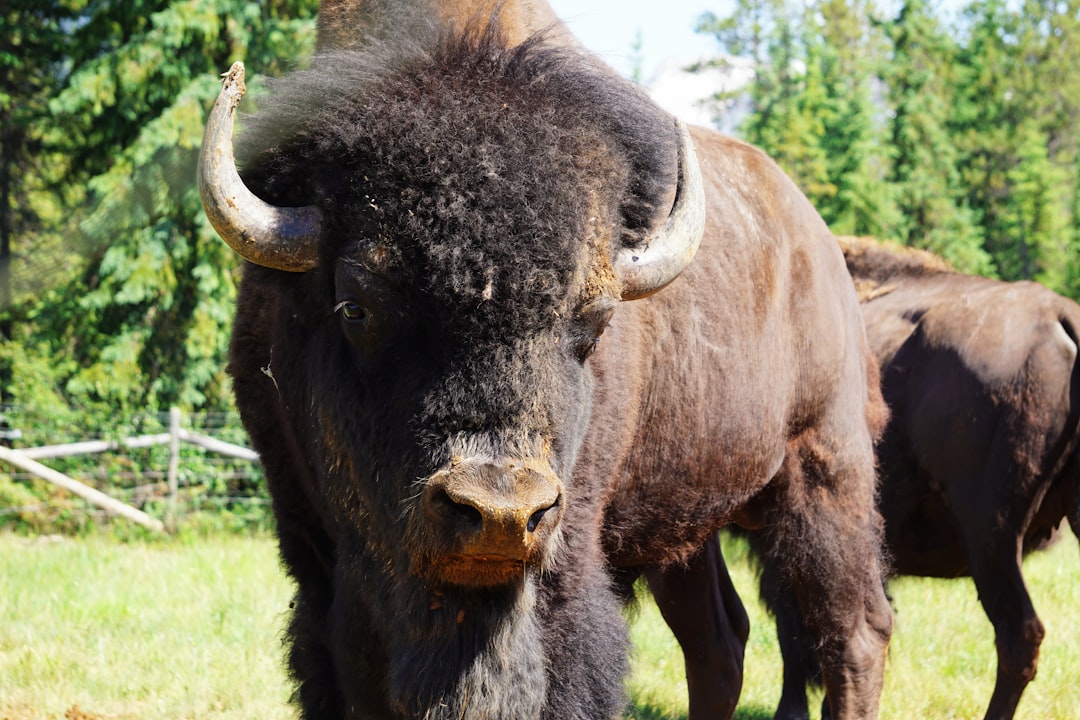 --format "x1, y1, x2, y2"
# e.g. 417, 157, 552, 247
694, 0, 1080, 291
0, 1, 88, 417
882, 0, 990, 273
1034, 0, 1080, 297
805, 0, 900, 238
3, 0, 317, 420
698, 0, 899, 239
698, 1, 830, 198
953, 0, 1078, 290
